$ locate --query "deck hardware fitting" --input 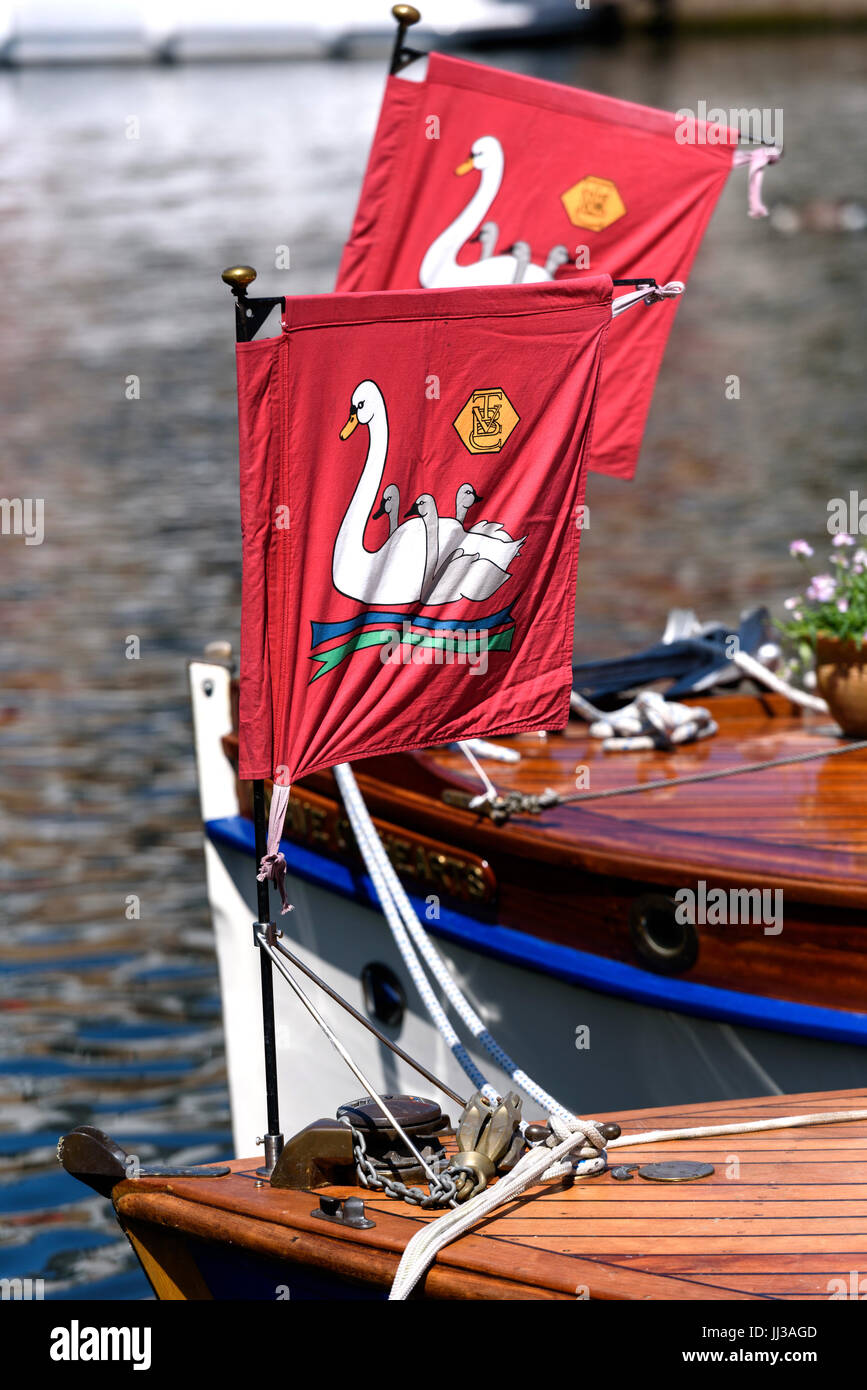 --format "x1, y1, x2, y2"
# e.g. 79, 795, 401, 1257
442, 787, 561, 822
638, 1161, 715, 1182
451, 1091, 526, 1200
312, 1195, 375, 1230
56, 1126, 230, 1198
